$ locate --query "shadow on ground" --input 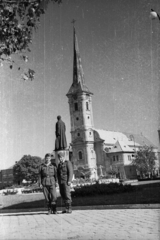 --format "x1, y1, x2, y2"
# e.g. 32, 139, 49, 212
0, 197, 64, 210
